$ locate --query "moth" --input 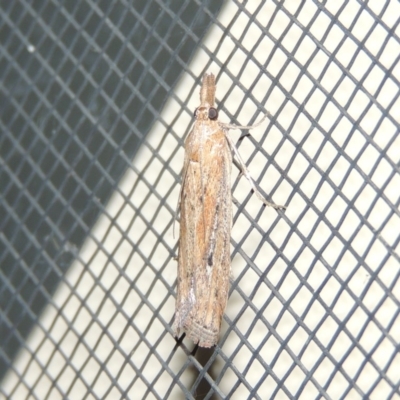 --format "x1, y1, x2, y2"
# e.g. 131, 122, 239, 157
173, 73, 284, 347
